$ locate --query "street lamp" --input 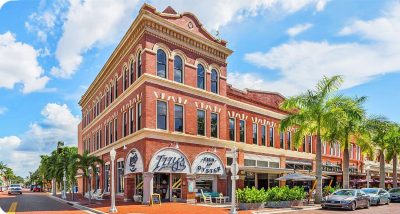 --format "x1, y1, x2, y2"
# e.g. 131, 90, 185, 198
57, 141, 67, 200
109, 147, 117, 213
88, 166, 93, 204
230, 147, 238, 214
